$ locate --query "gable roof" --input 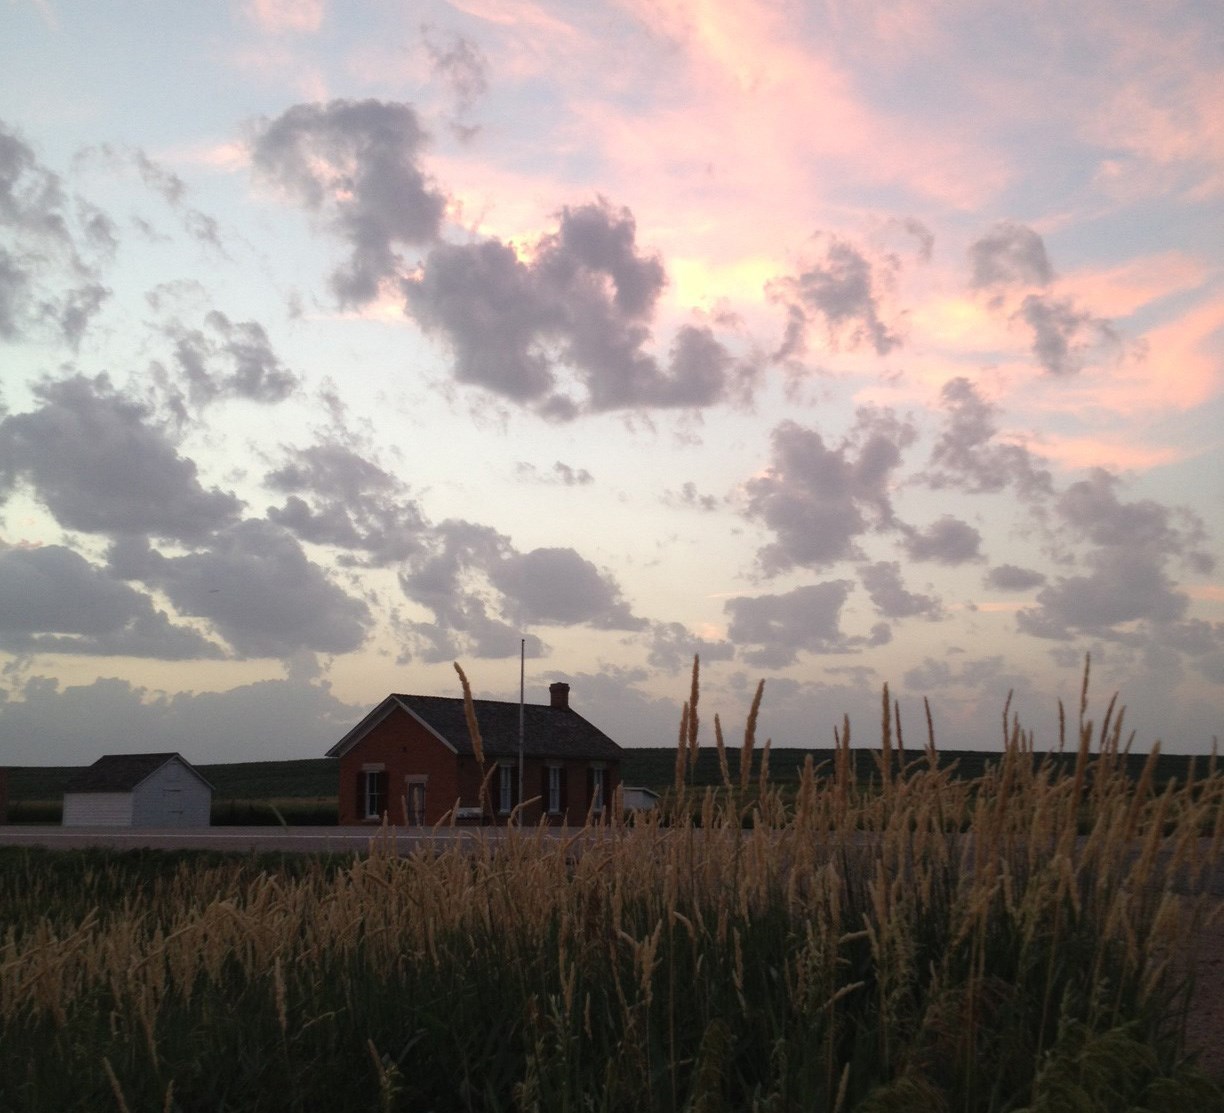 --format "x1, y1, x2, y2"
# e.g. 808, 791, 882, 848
327, 694, 622, 762
64, 753, 214, 794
